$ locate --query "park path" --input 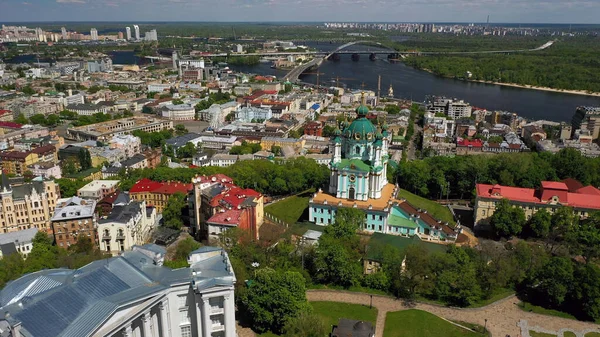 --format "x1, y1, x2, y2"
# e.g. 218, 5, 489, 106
306, 290, 600, 337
